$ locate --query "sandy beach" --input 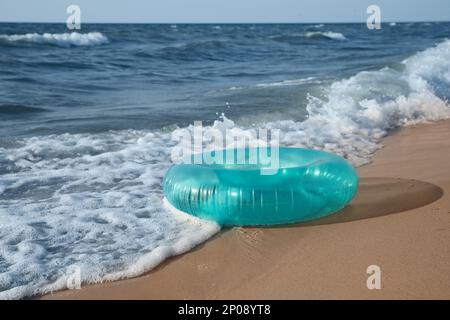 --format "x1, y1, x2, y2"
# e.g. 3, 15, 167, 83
43, 120, 450, 300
